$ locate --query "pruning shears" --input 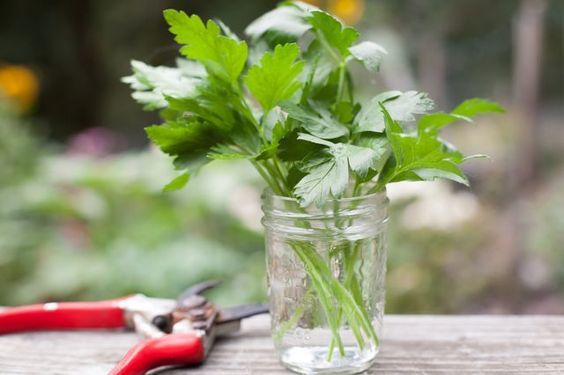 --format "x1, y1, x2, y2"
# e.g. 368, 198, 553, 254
0, 280, 268, 374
